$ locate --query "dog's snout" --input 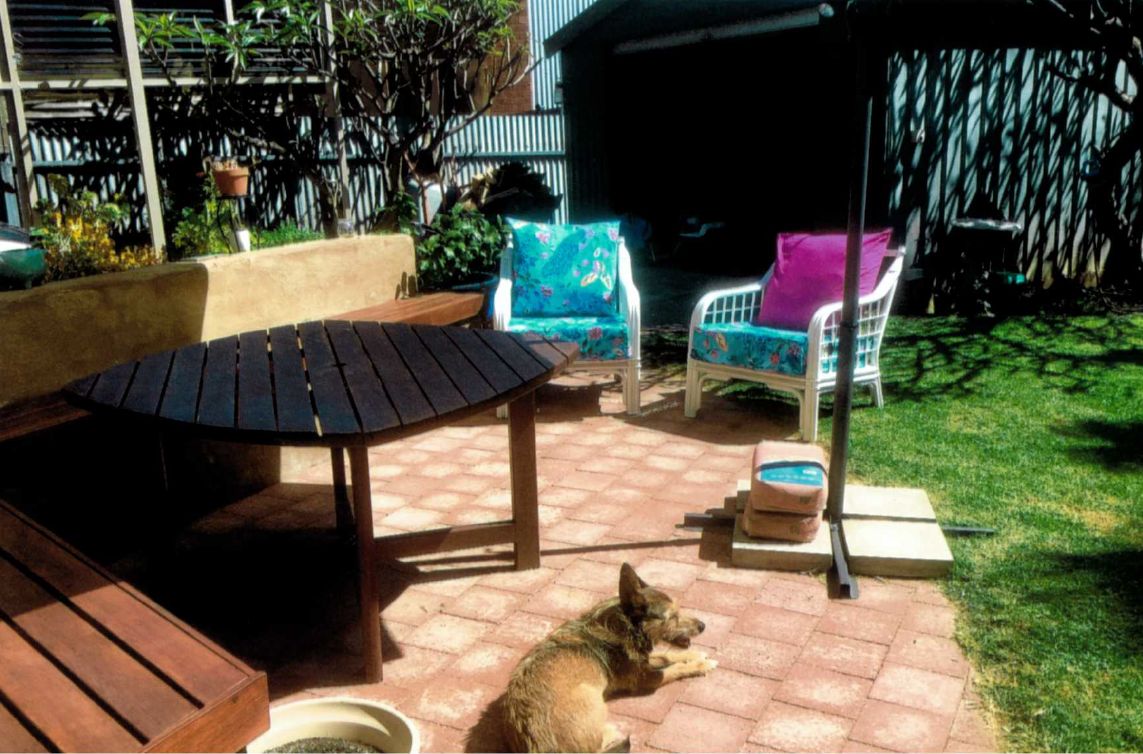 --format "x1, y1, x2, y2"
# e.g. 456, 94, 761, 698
696, 619, 706, 633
